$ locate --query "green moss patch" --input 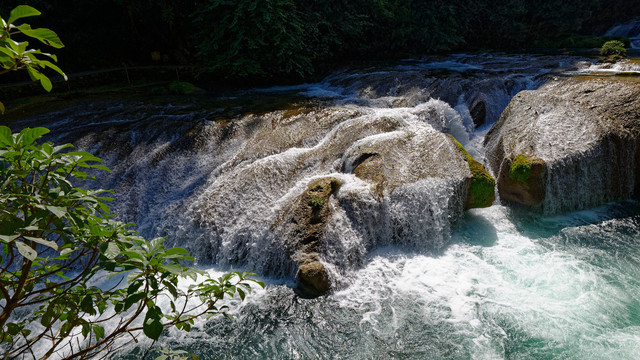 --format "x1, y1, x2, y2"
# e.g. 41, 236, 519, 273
448, 135, 496, 209
509, 154, 532, 182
